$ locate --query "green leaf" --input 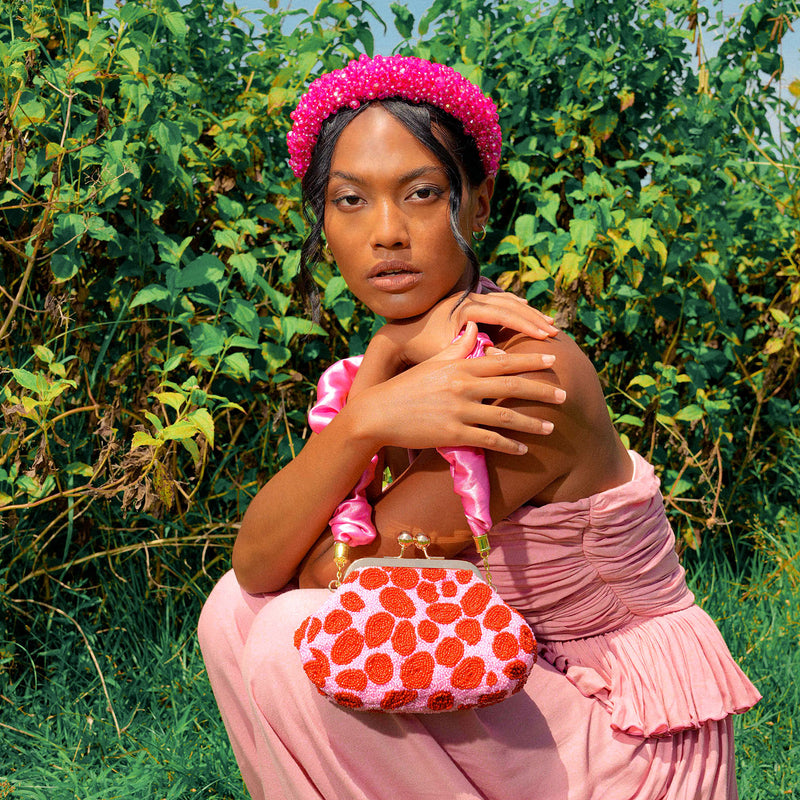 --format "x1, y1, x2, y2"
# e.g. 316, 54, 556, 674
11, 369, 40, 393
667, 478, 693, 497
323, 276, 350, 307
569, 218, 597, 253
85, 215, 118, 242
177, 254, 226, 290
537, 192, 561, 229
264, 283, 291, 315
390, 2, 414, 38
626, 218, 652, 252
514, 215, 537, 247
674, 404, 704, 422
281, 251, 301, 283
189, 323, 226, 357
181, 437, 201, 467
151, 119, 183, 167
279, 317, 326, 343
131, 284, 171, 308
229, 253, 258, 287
157, 235, 193, 266
615, 414, 644, 427
188, 408, 215, 447
507, 160, 530, 184
222, 352, 251, 382
163, 10, 187, 41
496, 235, 522, 256
263, 342, 291, 371
50, 252, 82, 282
694, 262, 718, 285
117, 47, 139, 74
